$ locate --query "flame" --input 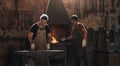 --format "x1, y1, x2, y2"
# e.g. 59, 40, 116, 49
51, 36, 59, 44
